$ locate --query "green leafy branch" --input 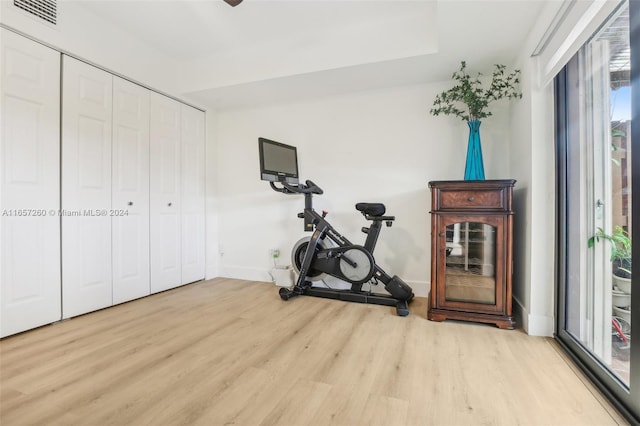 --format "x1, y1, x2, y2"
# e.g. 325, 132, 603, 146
588, 225, 632, 276
430, 61, 522, 122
